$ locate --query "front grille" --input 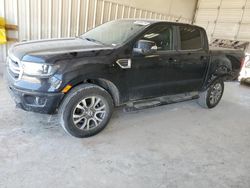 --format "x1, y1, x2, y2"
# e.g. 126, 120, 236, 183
7, 56, 22, 80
